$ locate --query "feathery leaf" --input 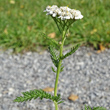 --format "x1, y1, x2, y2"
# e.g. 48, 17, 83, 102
92, 107, 107, 110
83, 105, 107, 110
49, 45, 59, 68
14, 89, 63, 104
60, 65, 64, 72
60, 44, 80, 60
51, 67, 56, 73
43, 33, 59, 49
